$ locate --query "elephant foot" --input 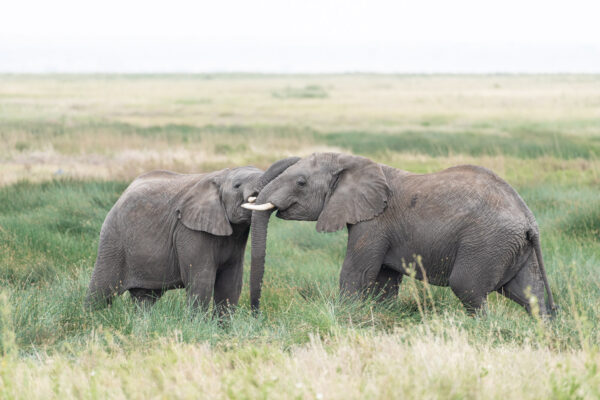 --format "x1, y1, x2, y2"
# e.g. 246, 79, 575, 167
129, 288, 162, 309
